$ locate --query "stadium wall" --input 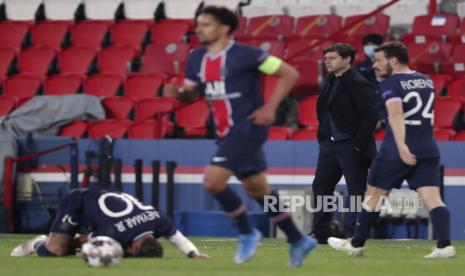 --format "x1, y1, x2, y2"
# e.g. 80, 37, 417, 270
14, 138, 465, 240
